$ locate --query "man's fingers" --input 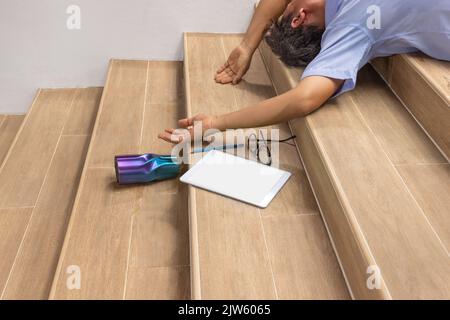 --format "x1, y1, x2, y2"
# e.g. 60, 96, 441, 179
215, 70, 227, 82
220, 77, 233, 84
215, 68, 232, 81
217, 71, 234, 84
158, 131, 183, 144
216, 63, 228, 74
218, 76, 232, 84
225, 69, 235, 76
214, 65, 239, 84
178, 118, 193, 128
232, 70, 245, 85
